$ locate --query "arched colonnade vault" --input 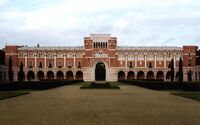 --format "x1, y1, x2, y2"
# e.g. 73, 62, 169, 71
117, 70, 194, 81
17, 70, 83, 81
